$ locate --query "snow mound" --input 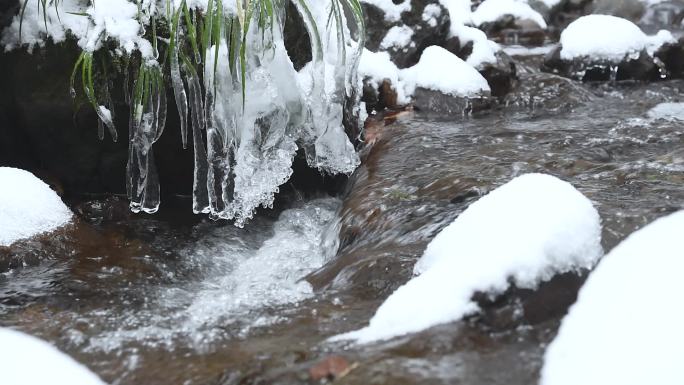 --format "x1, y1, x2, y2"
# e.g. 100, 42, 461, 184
0, 167, 72, 247
400, 46, 491, 97
439, 0, 500, 67
0, 328, 105, 385
647, 102, 684, 121
471, 0, 548, 29
559, 15, 675, 61
540, 210, 684, 385
332, 173, 602, 343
